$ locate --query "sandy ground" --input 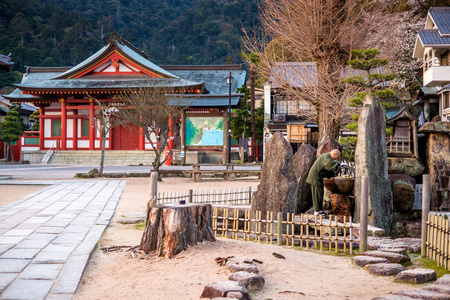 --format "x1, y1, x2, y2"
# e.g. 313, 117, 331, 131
0, 185, 46, 207
3, 178, 412, 299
